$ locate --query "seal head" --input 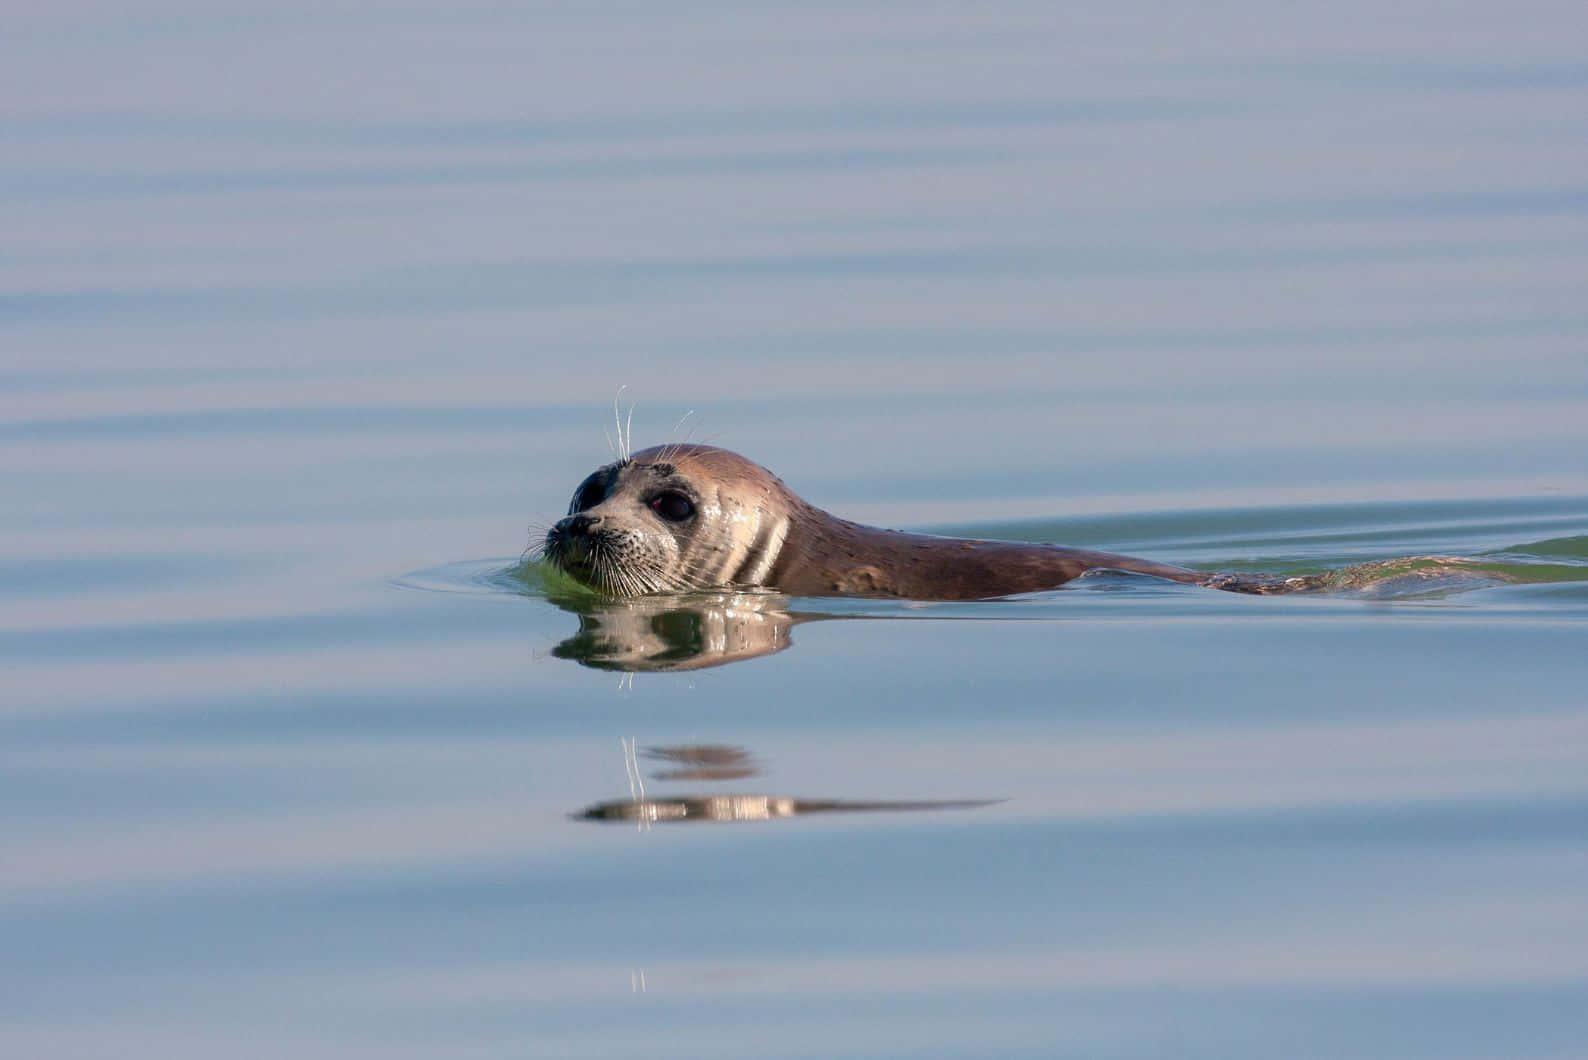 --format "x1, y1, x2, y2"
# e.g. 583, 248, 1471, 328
543, 445, 797, 597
